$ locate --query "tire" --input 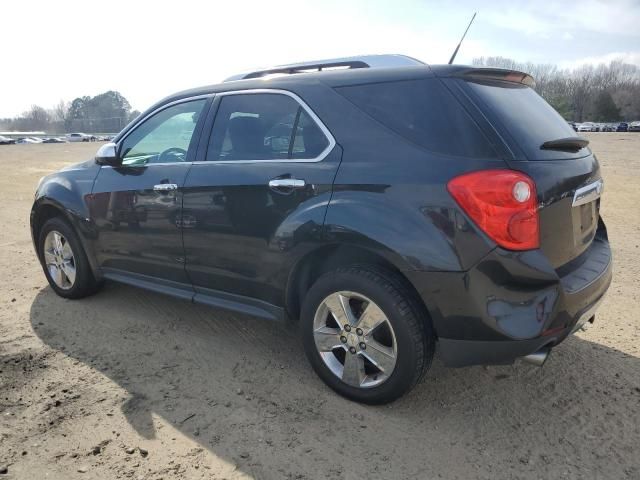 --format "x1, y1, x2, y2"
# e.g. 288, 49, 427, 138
301, 266, 434, 404
38, 216, 102, 299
